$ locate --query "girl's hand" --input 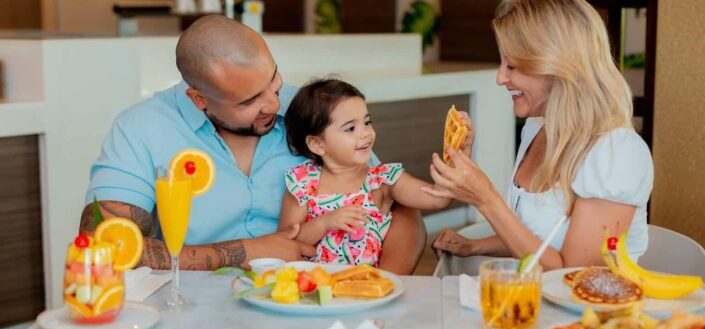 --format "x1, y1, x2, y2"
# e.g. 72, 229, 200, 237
432, 227, 477, 258
422, 148, 501, 209
320, 206, 368, 233
454, 110, 474, 158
